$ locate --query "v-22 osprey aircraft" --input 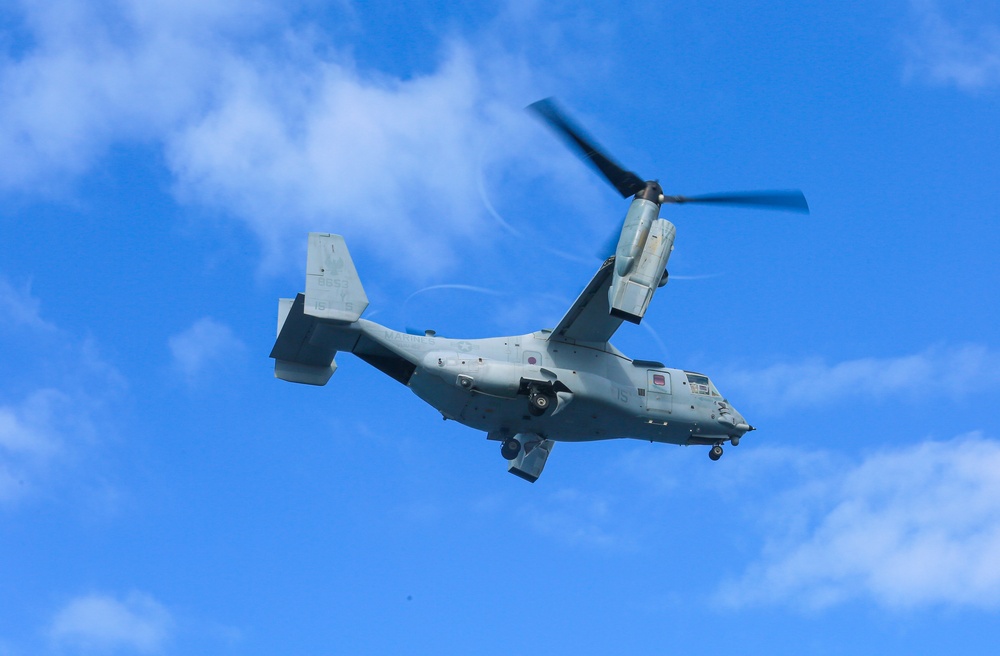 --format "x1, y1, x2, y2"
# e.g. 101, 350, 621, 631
270, 99, 808, 482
